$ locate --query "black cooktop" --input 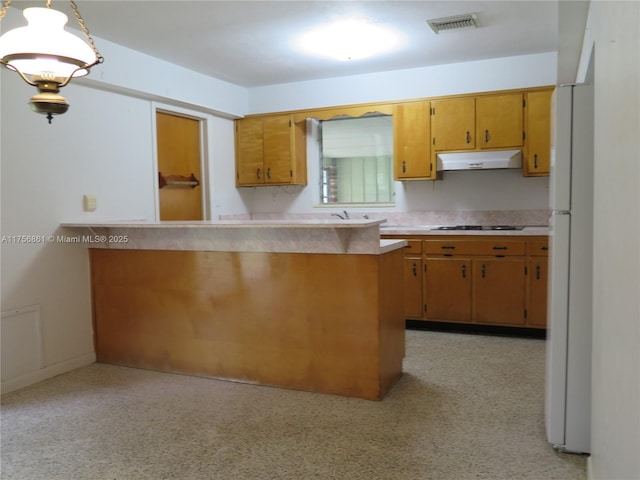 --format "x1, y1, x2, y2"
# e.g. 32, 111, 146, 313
431, 225, 525, 231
